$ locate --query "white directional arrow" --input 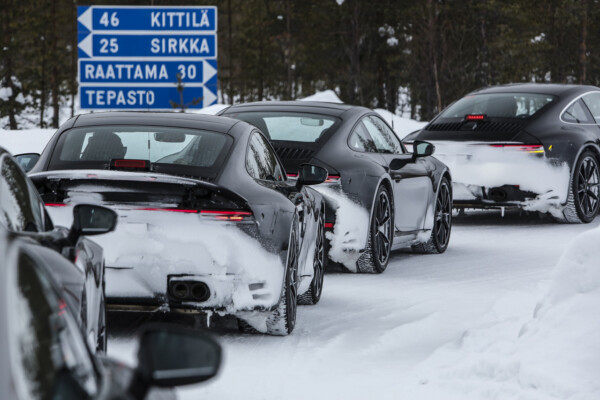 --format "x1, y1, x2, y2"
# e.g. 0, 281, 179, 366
203, 60, 217, 83
78, 7, 93, 31
203, 87, 217, 108
78, 34, 93, 58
